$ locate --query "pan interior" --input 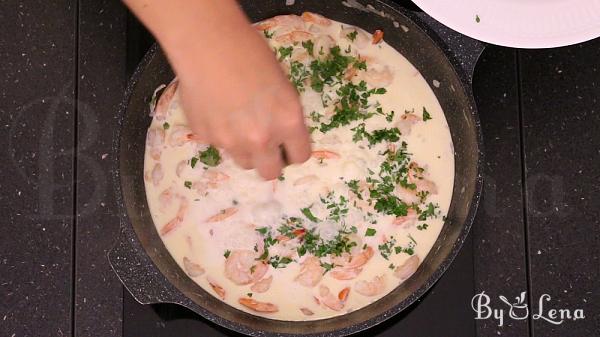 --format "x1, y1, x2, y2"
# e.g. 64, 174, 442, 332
118, 0, 481, 335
